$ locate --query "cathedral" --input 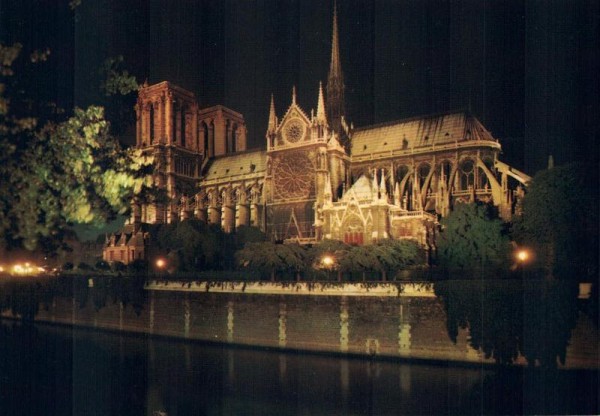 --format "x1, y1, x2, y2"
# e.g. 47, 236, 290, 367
104, 6, 530, 264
